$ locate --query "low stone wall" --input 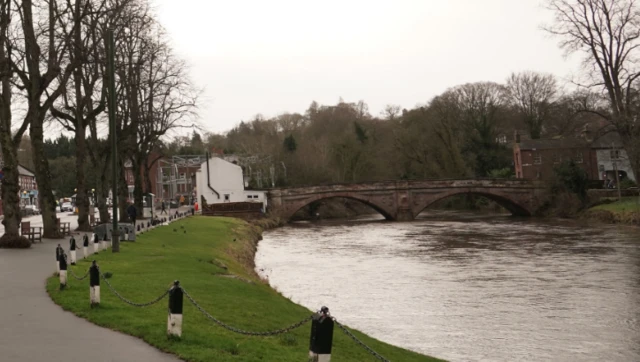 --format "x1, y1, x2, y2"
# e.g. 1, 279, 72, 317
588, 189, 640, 200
